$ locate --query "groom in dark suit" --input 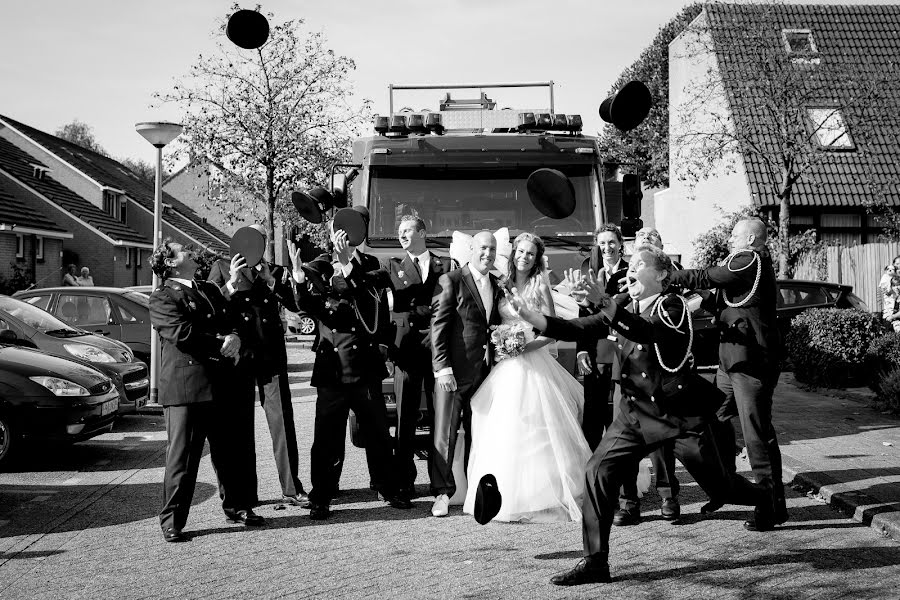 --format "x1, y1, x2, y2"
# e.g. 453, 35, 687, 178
429, 231, 502, 517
